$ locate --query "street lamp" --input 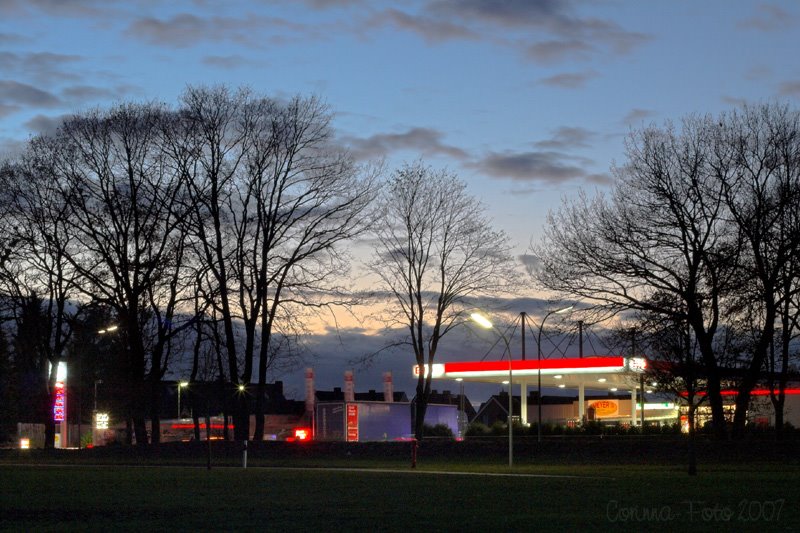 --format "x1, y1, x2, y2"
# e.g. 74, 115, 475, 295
94, 380, 103, 412
177, 381, 189, 418
455, 378, 465, 438
470, 312, 514, 468
536, 305, 573, 443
